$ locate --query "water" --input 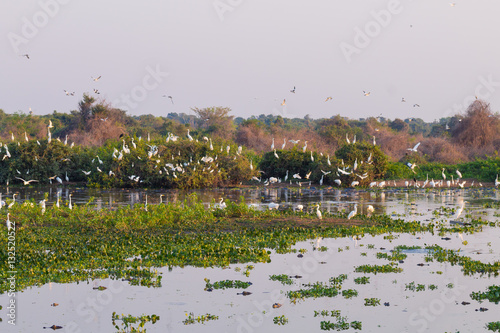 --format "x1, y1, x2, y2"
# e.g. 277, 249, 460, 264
1, 187, 499, 332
